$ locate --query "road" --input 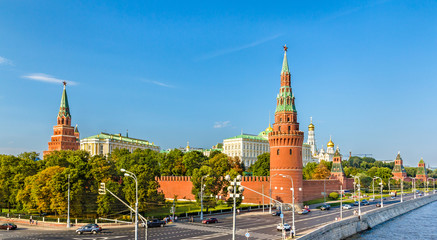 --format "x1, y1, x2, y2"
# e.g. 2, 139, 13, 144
0, 193, 424, 240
